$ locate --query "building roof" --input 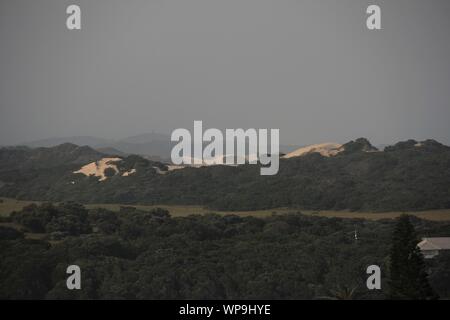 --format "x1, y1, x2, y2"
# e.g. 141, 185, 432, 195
418, 237, 450, 251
